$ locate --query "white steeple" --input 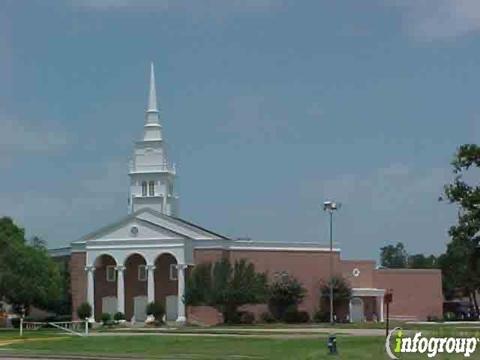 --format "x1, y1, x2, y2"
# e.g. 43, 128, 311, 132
148, 62, 158, 113
143, 62, 163, 141
128, 62, 178, 216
